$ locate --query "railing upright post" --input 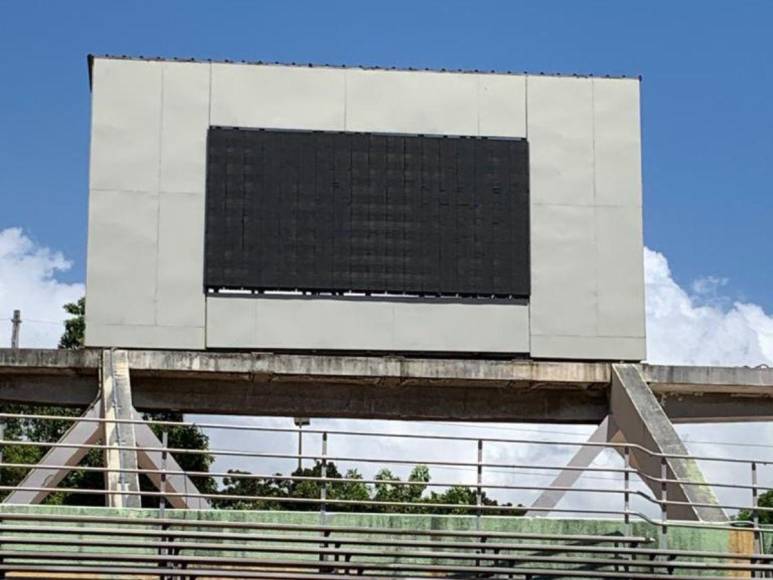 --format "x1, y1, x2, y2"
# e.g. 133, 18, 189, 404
623, 445, 631, 536
160, 430, 168, 518
751, 461, 761, 556
0, 420, 5, 481
0, 419, 4, 580
476, 439, 483, 530
159, 429, 170, 578
659, 456, 668, 550
318, 431, 329, 570
320, 432, 328, 525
